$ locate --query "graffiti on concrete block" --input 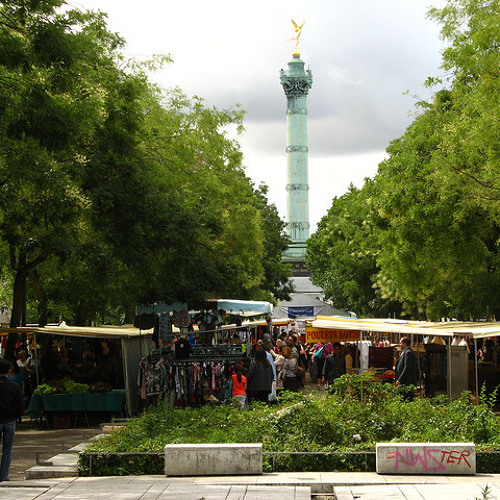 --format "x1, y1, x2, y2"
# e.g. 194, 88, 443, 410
385, 447, 472, 472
